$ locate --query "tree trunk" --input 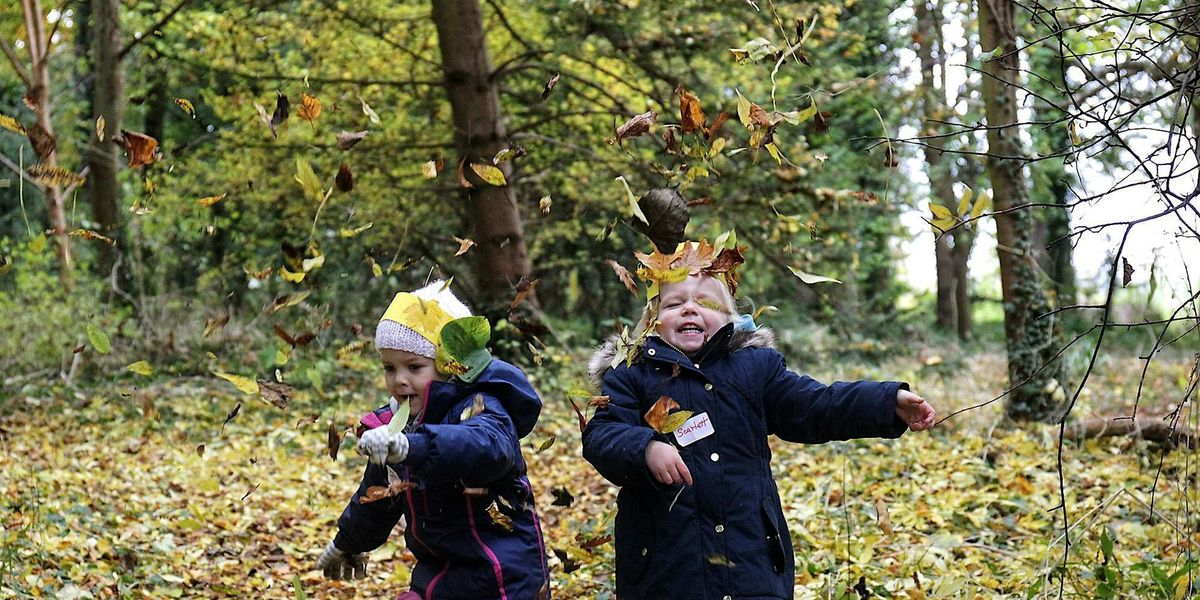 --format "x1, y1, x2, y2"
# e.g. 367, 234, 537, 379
429, 0, 536, 321
89, 0, 126, 280
915, 0, 959, 332
22, 0, 72, 287
979, 0, 1063, 422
